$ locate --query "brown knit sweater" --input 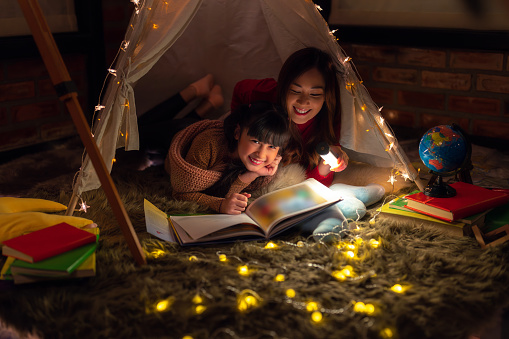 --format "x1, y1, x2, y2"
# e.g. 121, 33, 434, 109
165, 120, 271, 212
